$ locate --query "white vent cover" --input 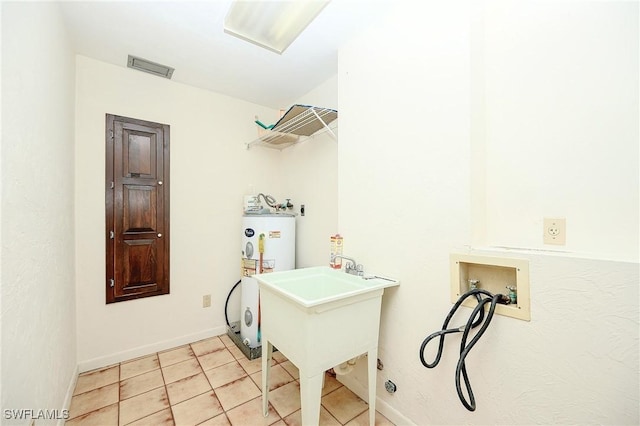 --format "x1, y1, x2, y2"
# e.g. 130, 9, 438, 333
127, 55, 174, 79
